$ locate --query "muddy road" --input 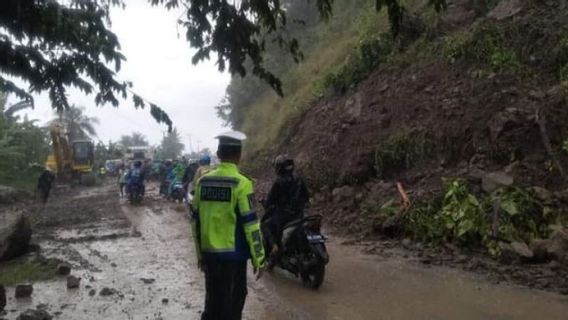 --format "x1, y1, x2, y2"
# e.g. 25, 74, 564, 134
3, 183, 568, 319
